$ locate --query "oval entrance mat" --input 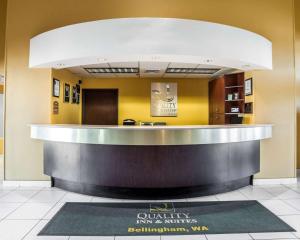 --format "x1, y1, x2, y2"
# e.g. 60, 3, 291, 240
39, 201, 295, 236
